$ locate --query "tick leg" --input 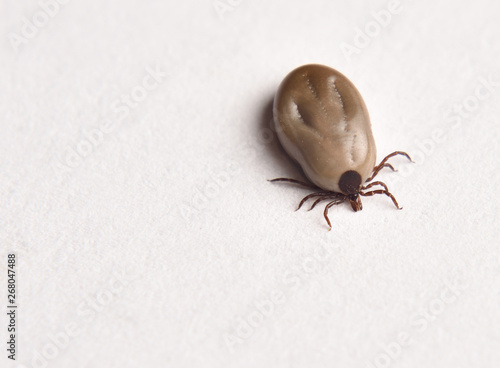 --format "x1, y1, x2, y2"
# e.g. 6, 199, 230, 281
378, 151, 414, 165
382, 163, 396, 172
268, 178, 318, 189
297, 191, 331, 211
366, 151, 414, 182
360, 189, 402, 209
323, 199, 346, 231
365, 164, 396, 182
362, 181, 389, 192
308, 194, 344, 211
